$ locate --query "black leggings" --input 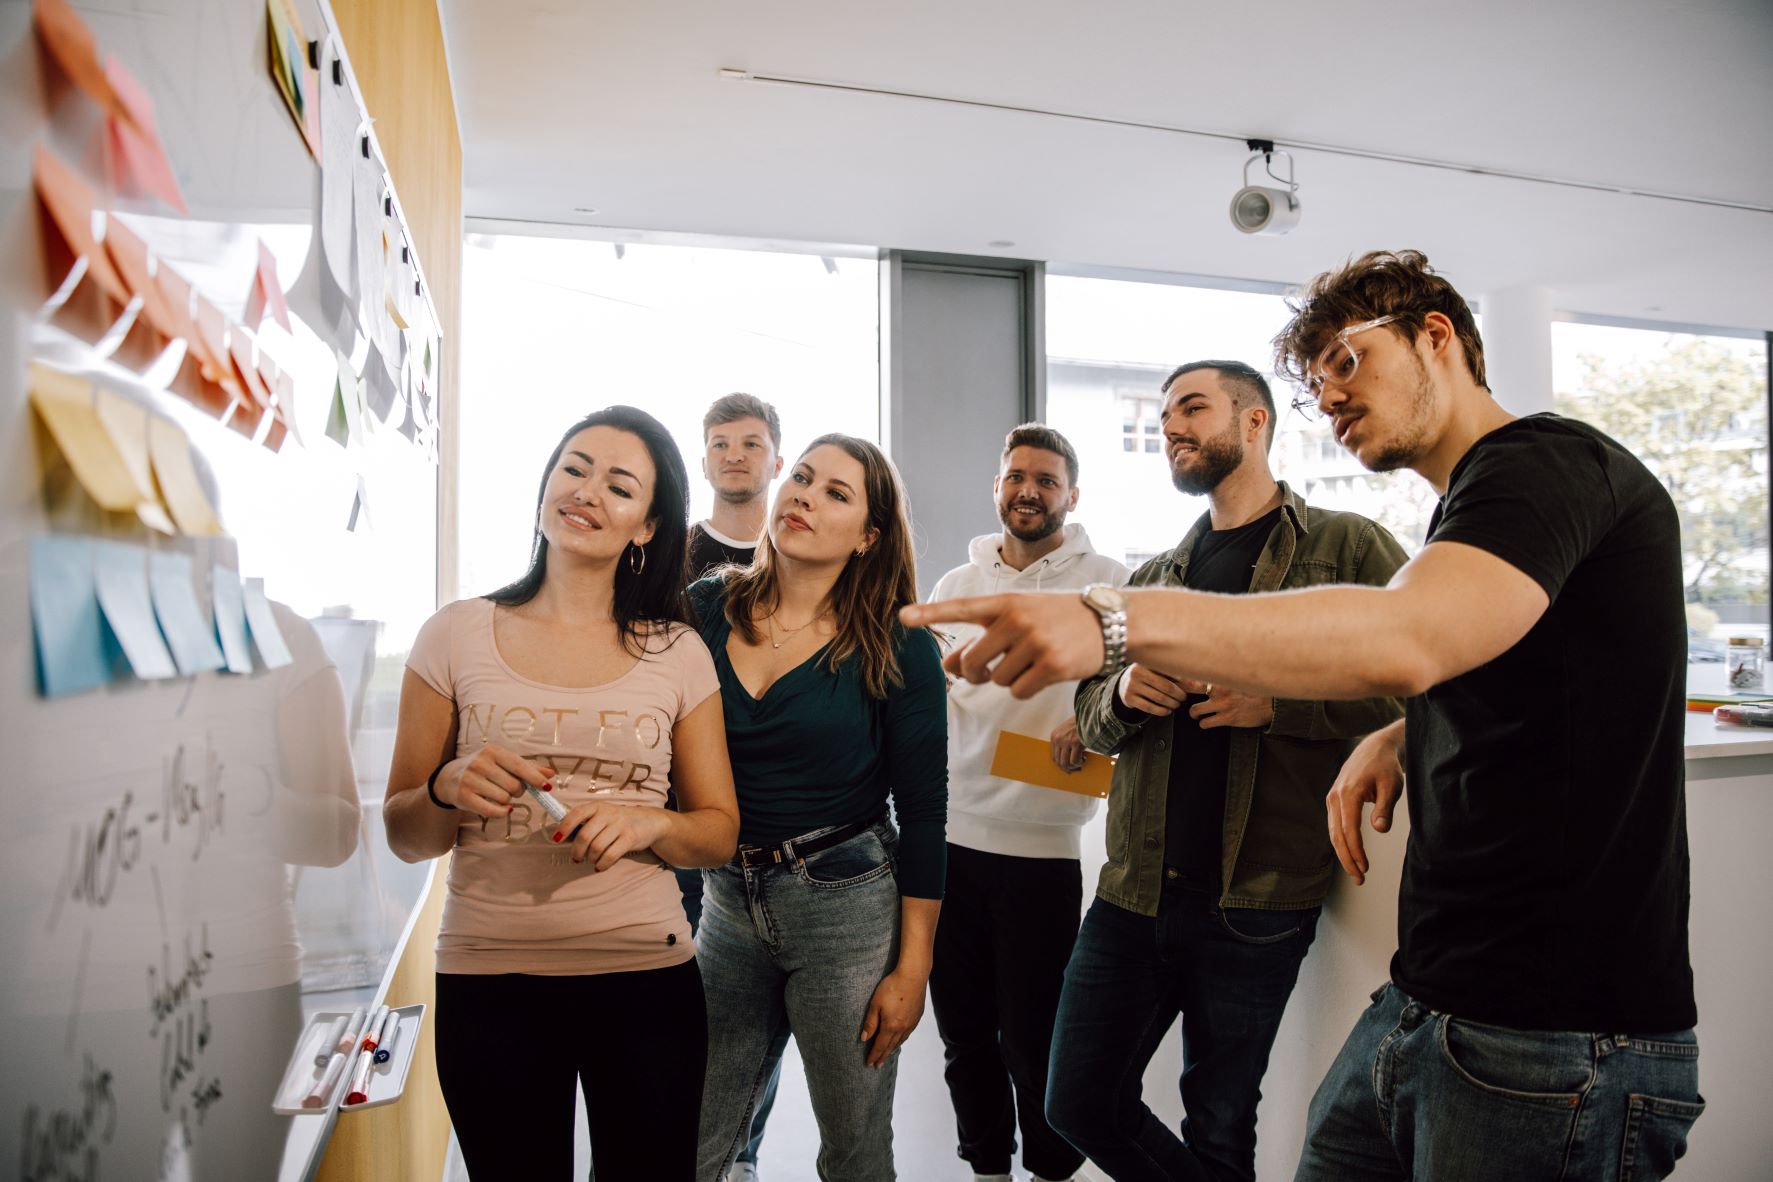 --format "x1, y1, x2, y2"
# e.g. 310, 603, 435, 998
435, 959, 707, 1180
